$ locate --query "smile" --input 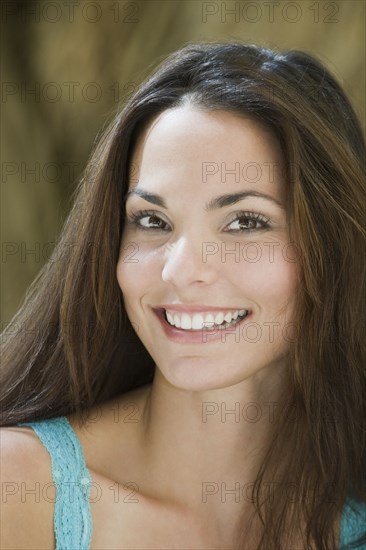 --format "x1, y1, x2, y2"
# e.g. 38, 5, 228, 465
152, 307, 253, 344
164, 308, 249, 331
